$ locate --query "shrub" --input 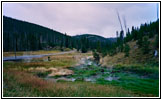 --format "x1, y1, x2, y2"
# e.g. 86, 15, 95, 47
81, 46, 87, 53
154, 35, 159, 49
142, 37, 150, 54
124, 44, 130, 57
93, 50, 100, 64
137, 37, 143, 48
